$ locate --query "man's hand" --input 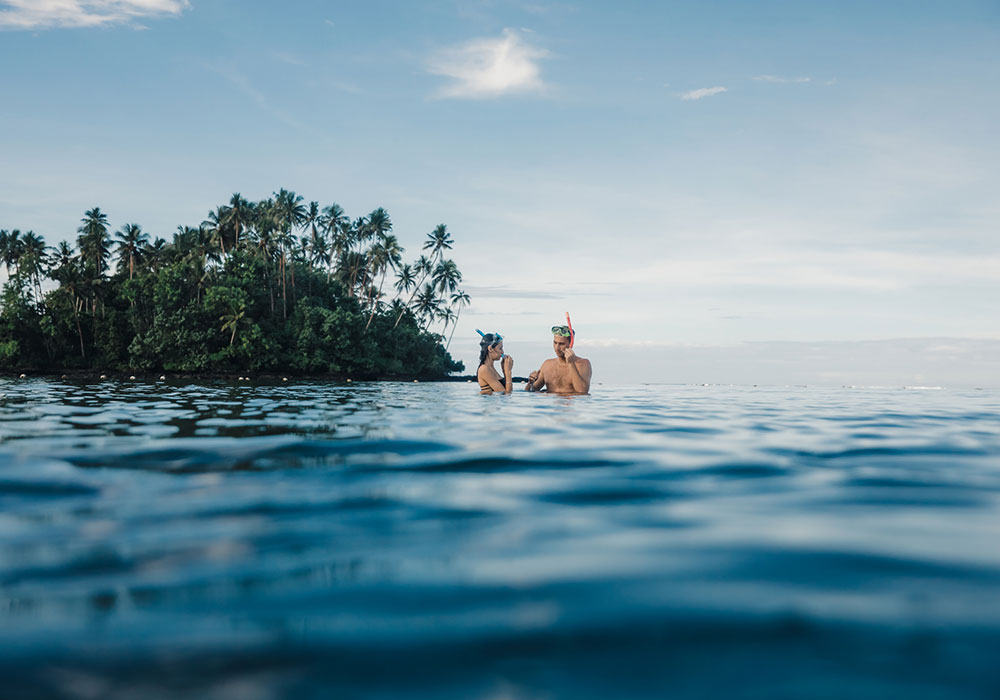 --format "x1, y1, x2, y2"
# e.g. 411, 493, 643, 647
526, 369, 540, 391
563, 347, 577, 363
